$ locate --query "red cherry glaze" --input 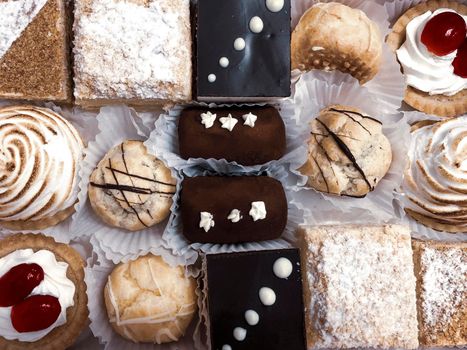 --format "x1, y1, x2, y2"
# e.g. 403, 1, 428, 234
11, 295, 61, 333
453, 39, 467, 78
0, 263, 44, 307
421, 12, 466, 56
